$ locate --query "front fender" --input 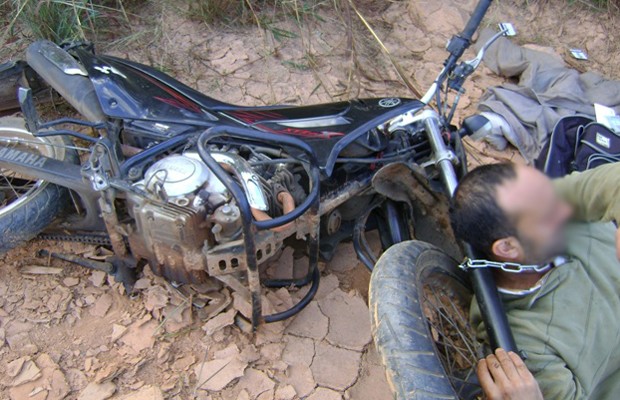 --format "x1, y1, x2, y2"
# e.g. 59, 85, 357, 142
371, 162, 462, 259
